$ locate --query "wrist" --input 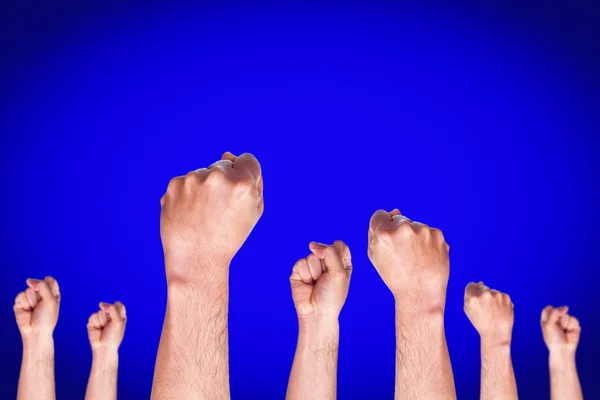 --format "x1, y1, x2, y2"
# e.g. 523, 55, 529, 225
297, 315, 340, 348
22, 331, 54, 349
549, 347, 576, 367
91, 348, 119, 373
480, 334, 512, 350
395, 300, 445, 326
